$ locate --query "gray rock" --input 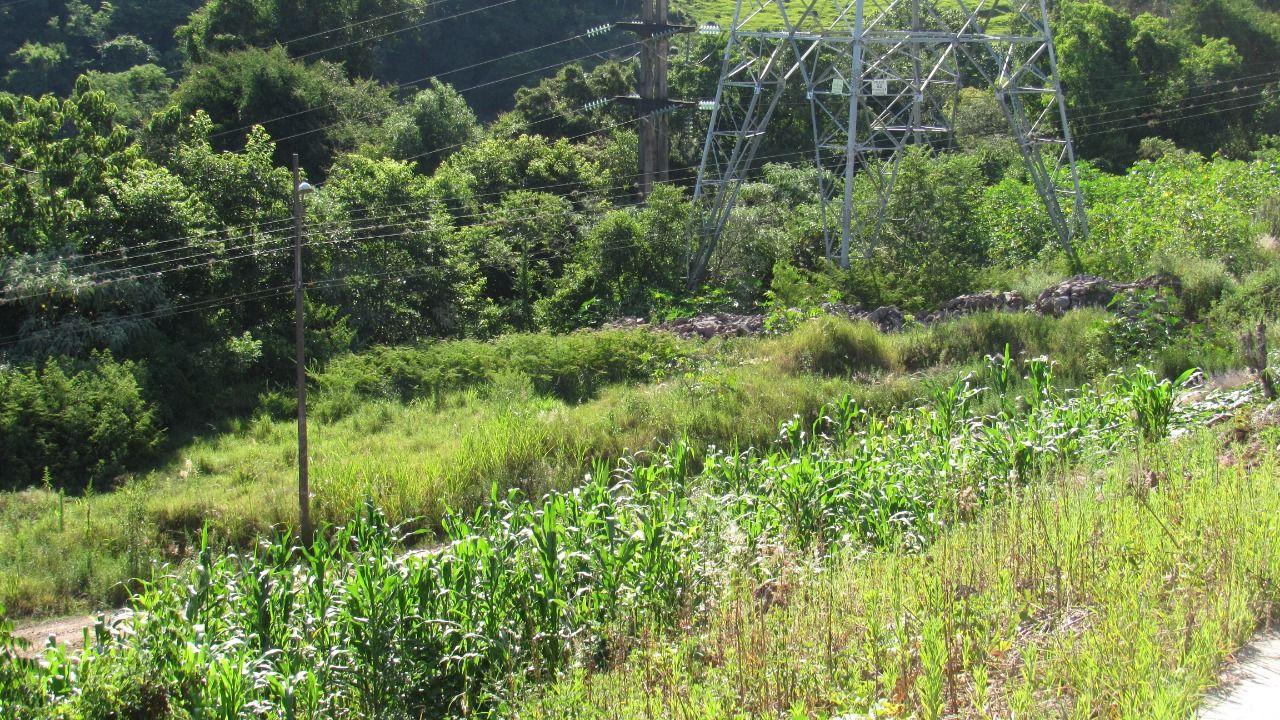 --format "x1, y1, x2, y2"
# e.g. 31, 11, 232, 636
922, 290, 1028, 324
1034, 273, 1181, 317
865, 306, 904, 333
